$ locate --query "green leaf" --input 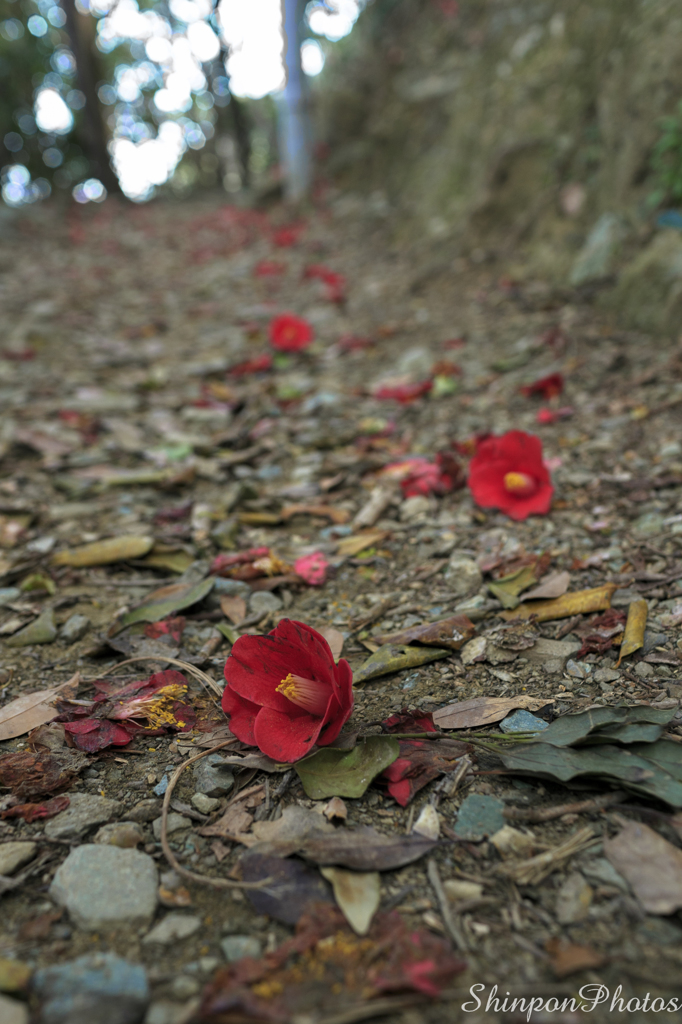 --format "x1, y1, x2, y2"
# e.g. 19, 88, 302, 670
487, 564, 539, 609
536, 706, 676, 748
110, 577, 215, 635
295, 736, 400, 799
499, 740, 682, 807
353, 644, 450, 684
